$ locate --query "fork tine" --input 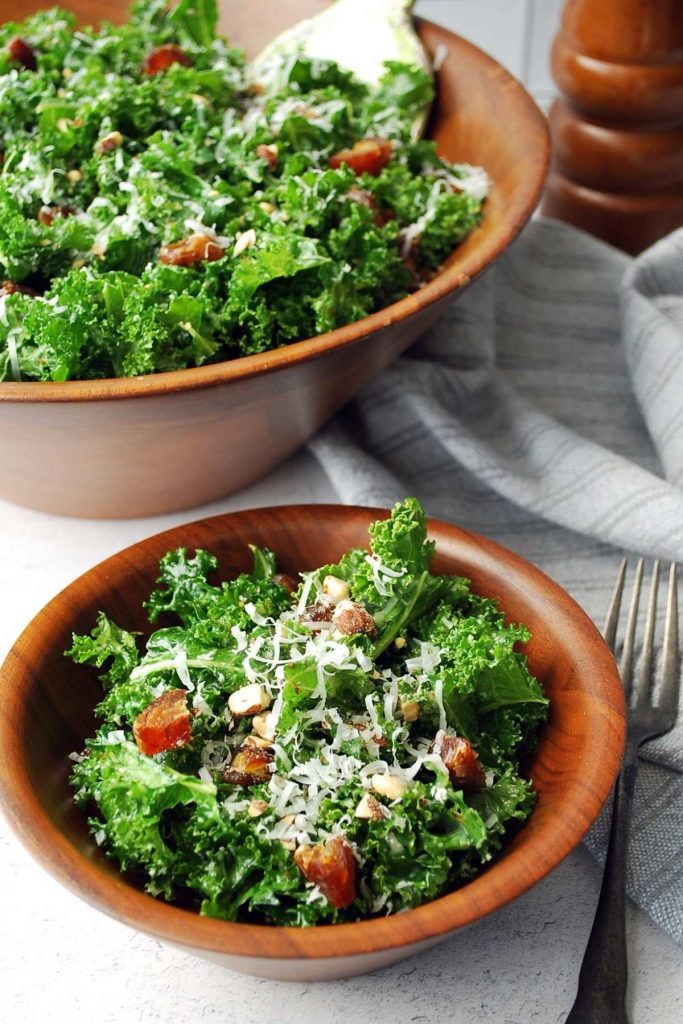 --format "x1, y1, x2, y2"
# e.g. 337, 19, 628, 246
658, 563, 680, 721
619, 557, 644, 698
633, 560, 659, 706
603, 557, 628, 651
